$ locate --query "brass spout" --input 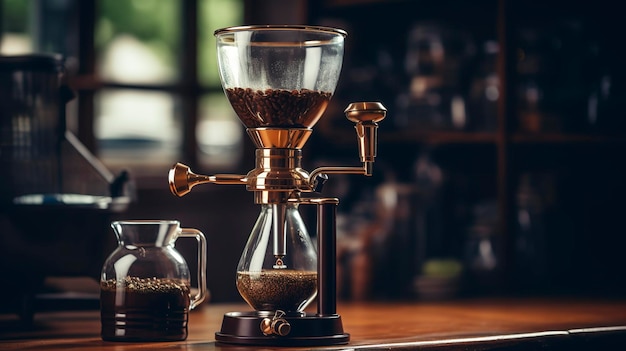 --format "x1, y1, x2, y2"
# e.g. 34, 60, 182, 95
345, 102, 386, 166
168, 163, 247, 197
309, 102, 386, 184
